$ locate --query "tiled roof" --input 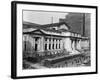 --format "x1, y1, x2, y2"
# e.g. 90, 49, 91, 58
40, 22, 71, 29
42, 28, 62, 33
23, 21, 82, 35
23, 21, 40, 29
23, 21, 70, 29
58, 29, 69, 32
